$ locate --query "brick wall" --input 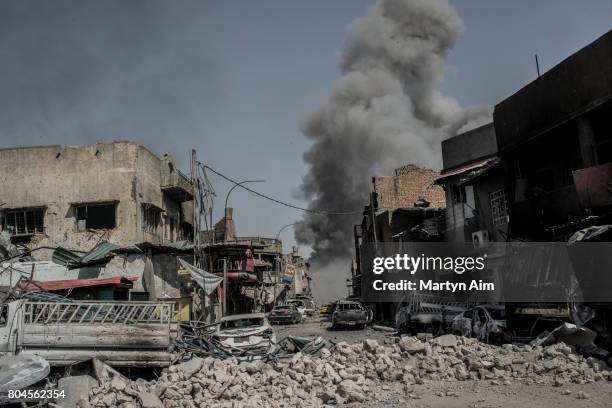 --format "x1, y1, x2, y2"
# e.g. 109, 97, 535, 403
373, 164, 445, 211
